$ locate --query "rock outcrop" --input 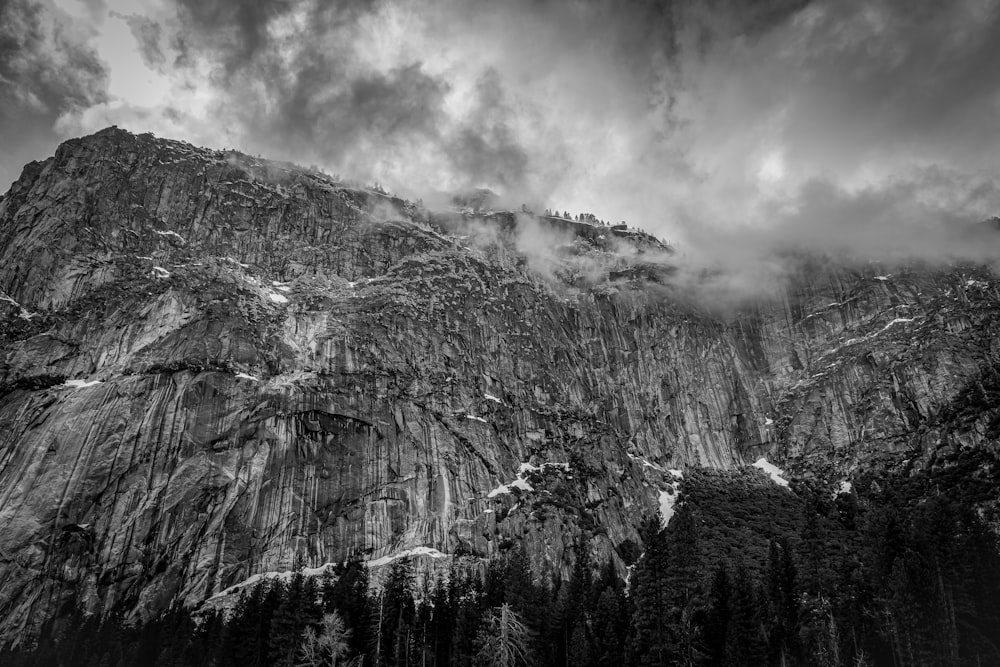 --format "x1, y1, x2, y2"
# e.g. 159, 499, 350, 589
1, 127, 998, 639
